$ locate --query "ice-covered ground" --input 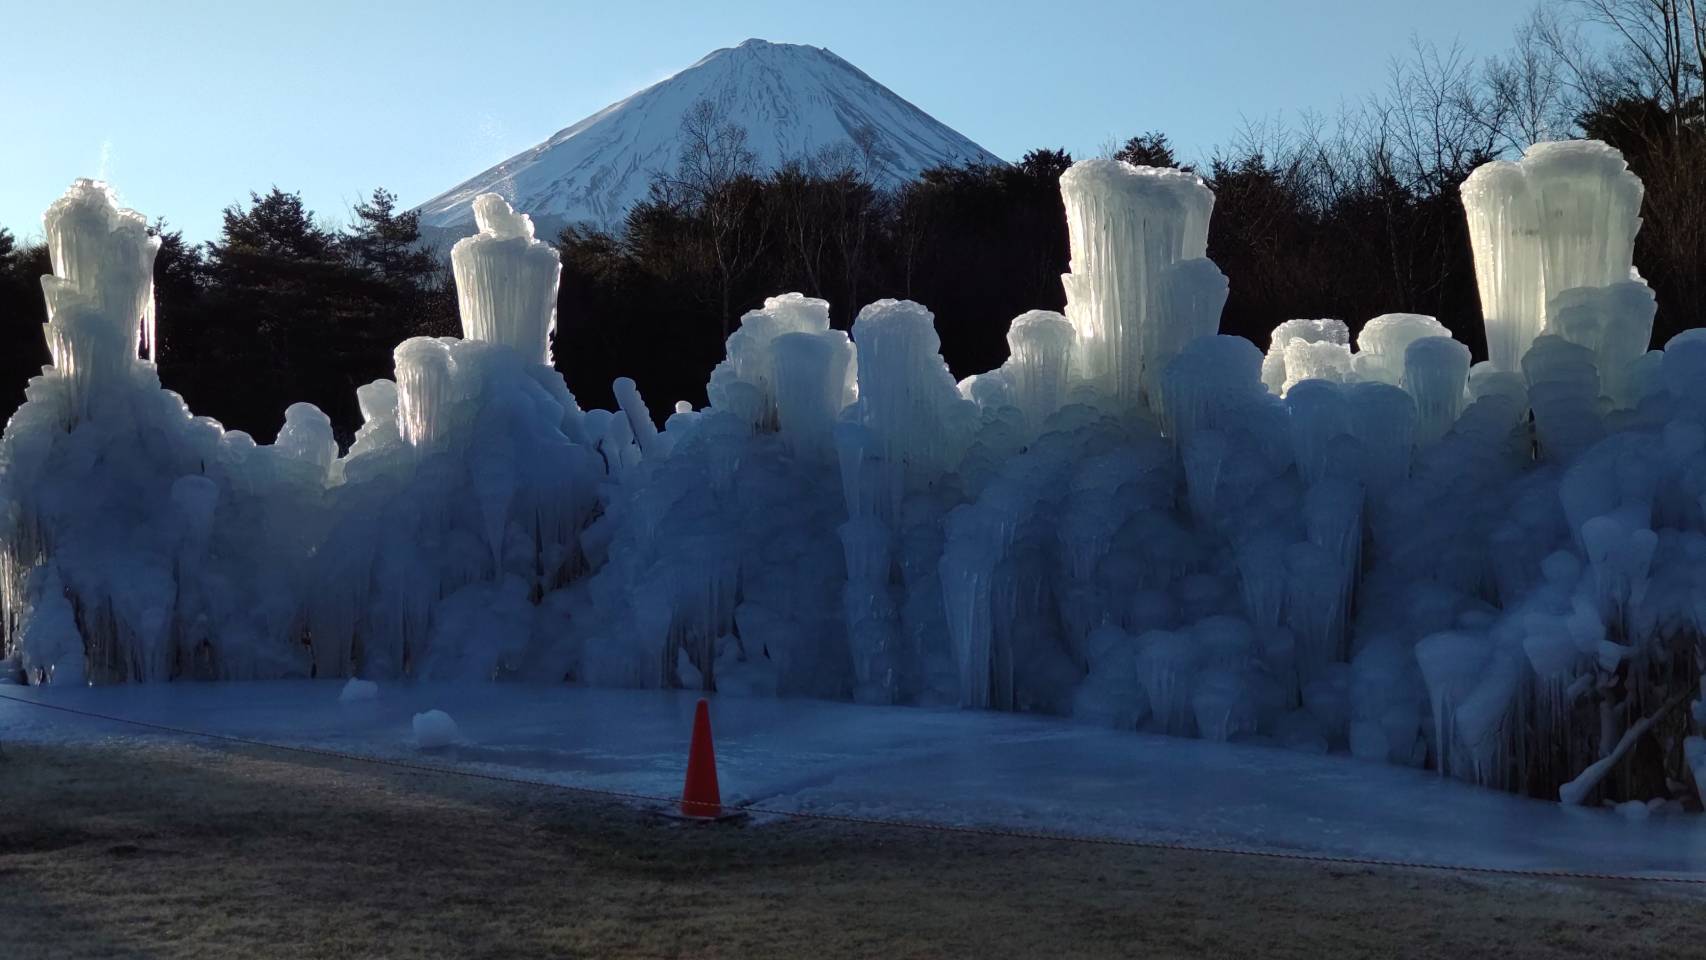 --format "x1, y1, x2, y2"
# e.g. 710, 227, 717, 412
3, 681, 1703, 880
